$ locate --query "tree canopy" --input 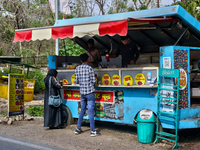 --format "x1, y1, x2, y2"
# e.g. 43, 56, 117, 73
0, 0, 199, 66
